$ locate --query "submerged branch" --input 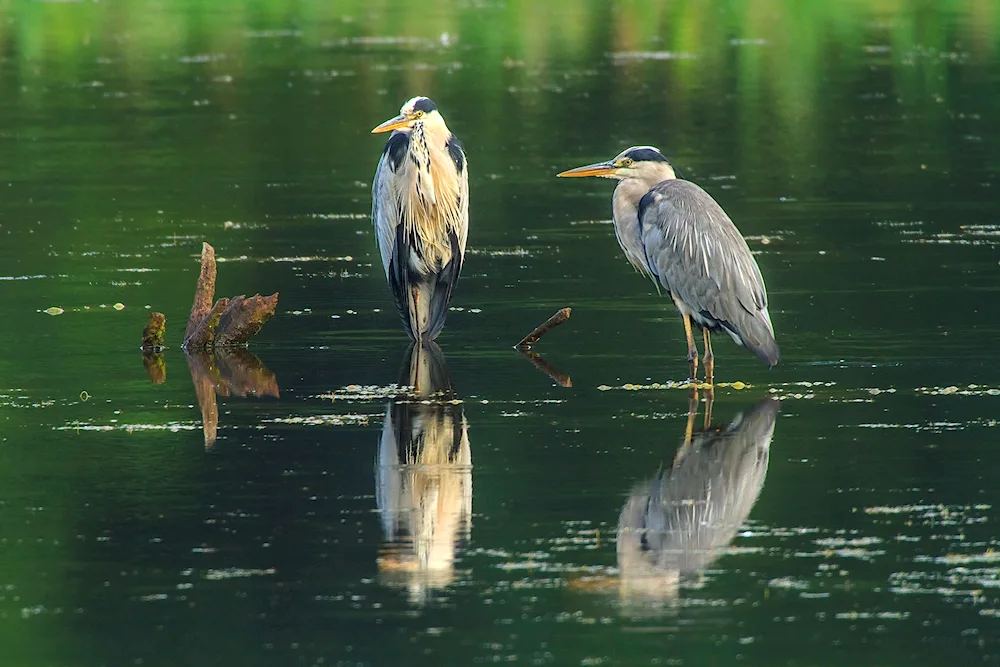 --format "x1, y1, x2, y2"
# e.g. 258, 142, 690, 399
515, 307, 571, 349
